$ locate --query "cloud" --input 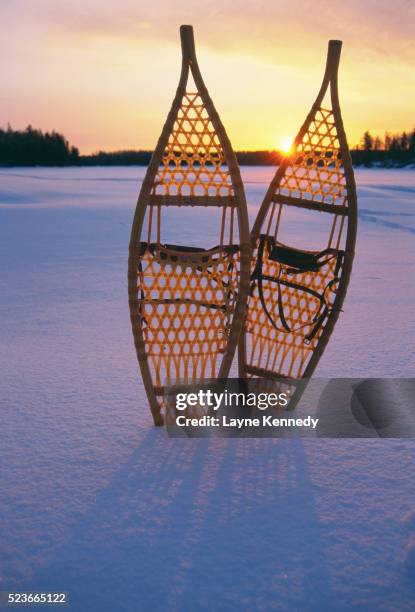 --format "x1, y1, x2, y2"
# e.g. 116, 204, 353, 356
7, 0, 415, 63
